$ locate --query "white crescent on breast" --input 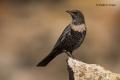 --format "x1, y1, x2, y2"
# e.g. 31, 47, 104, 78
71, 24, 86, 32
